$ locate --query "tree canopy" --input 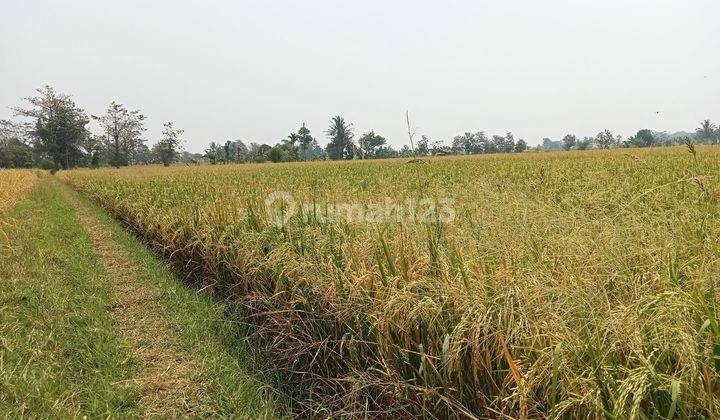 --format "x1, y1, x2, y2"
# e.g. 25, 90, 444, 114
13, 86, 89, 171
326, 116, 355, 160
